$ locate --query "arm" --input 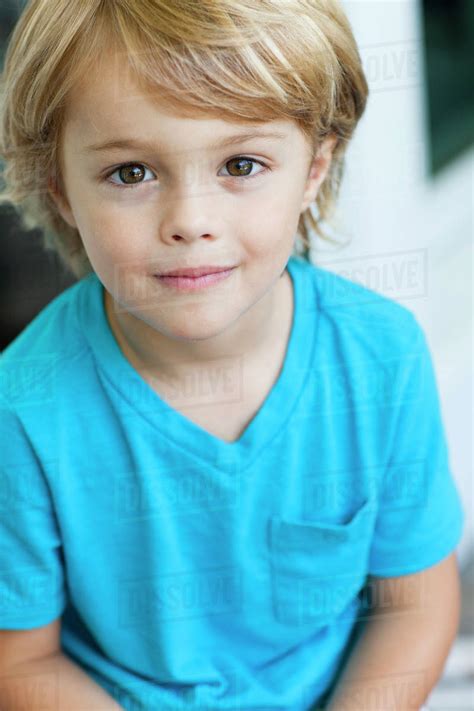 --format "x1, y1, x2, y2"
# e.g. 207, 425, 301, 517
324, 552, 461, 711
0, 621, 123, 711
0, 652, 124, 710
